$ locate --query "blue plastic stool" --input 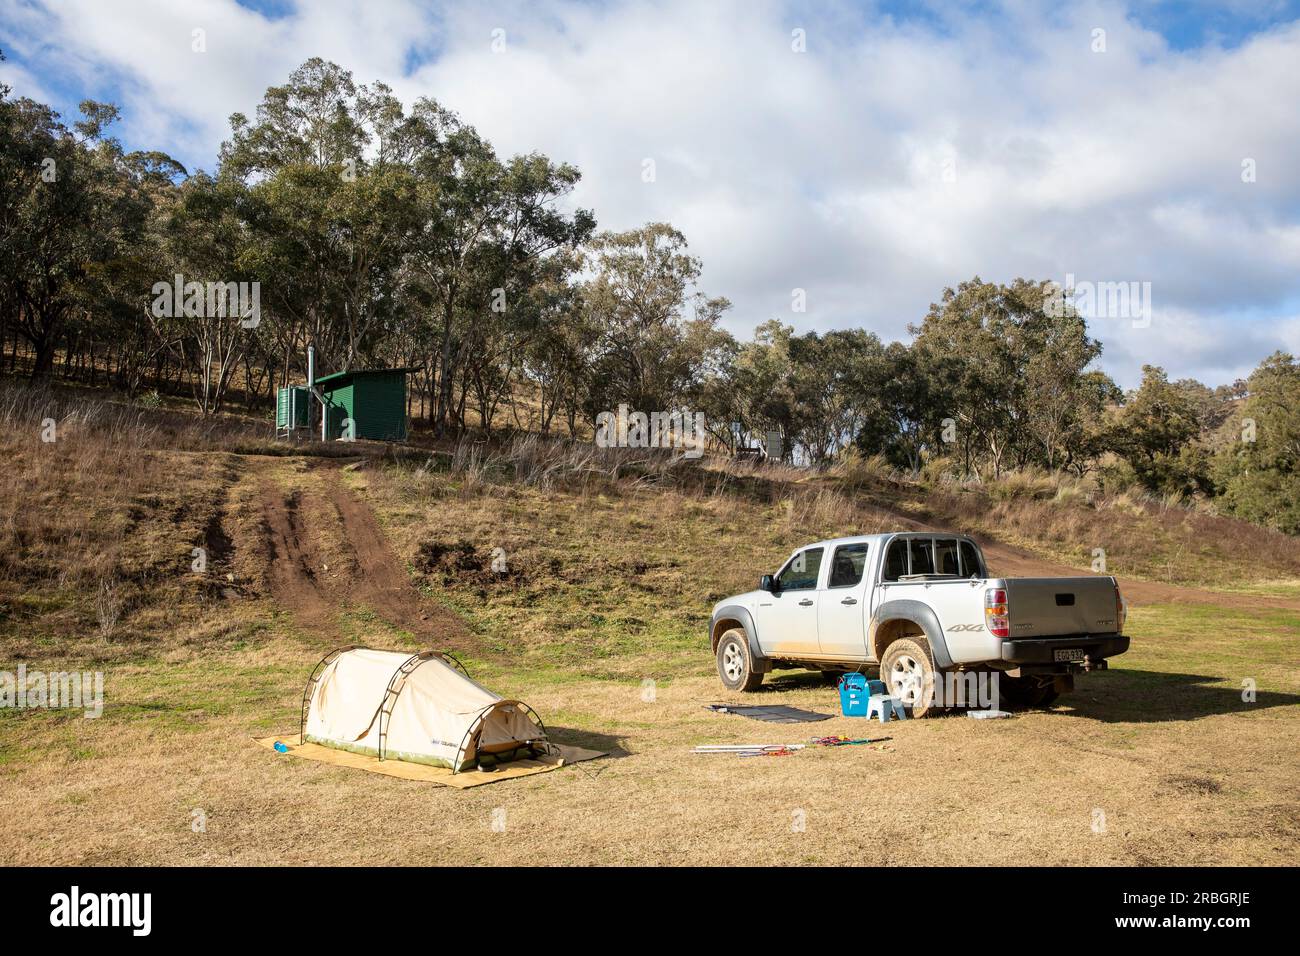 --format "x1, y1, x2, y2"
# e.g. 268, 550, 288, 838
866, 694, 907, 723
